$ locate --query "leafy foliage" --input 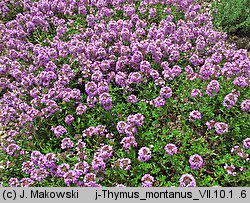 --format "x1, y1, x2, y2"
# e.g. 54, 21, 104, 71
211, 0, 250, 36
